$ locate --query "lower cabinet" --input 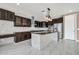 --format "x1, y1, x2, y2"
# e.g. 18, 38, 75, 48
14, 32, 31, 43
